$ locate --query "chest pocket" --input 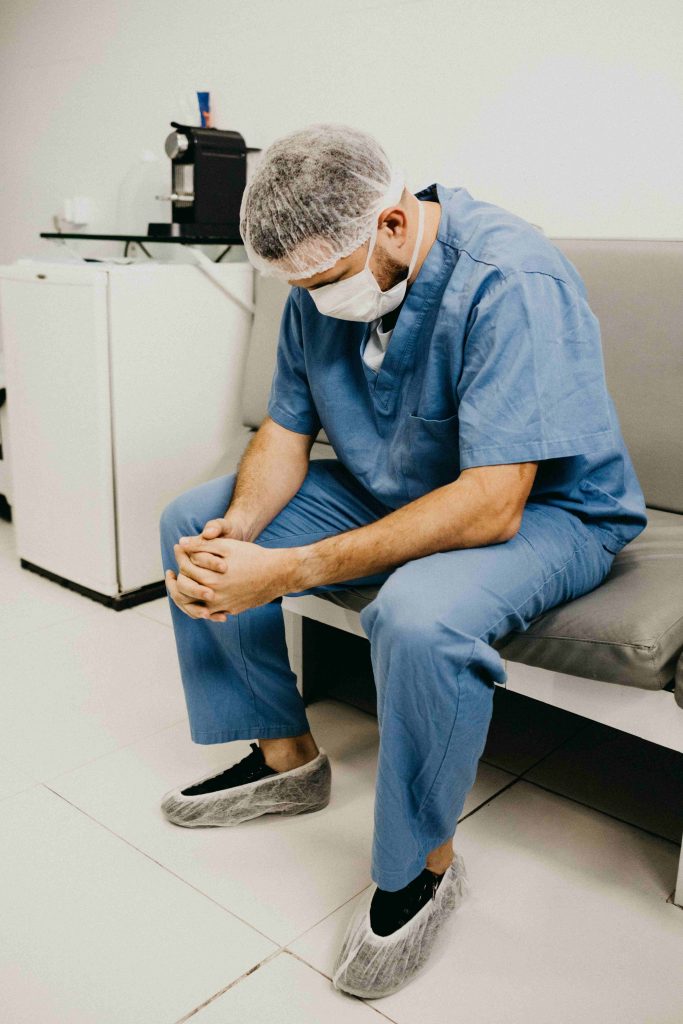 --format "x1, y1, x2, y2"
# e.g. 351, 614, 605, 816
402, 411, 461, 499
